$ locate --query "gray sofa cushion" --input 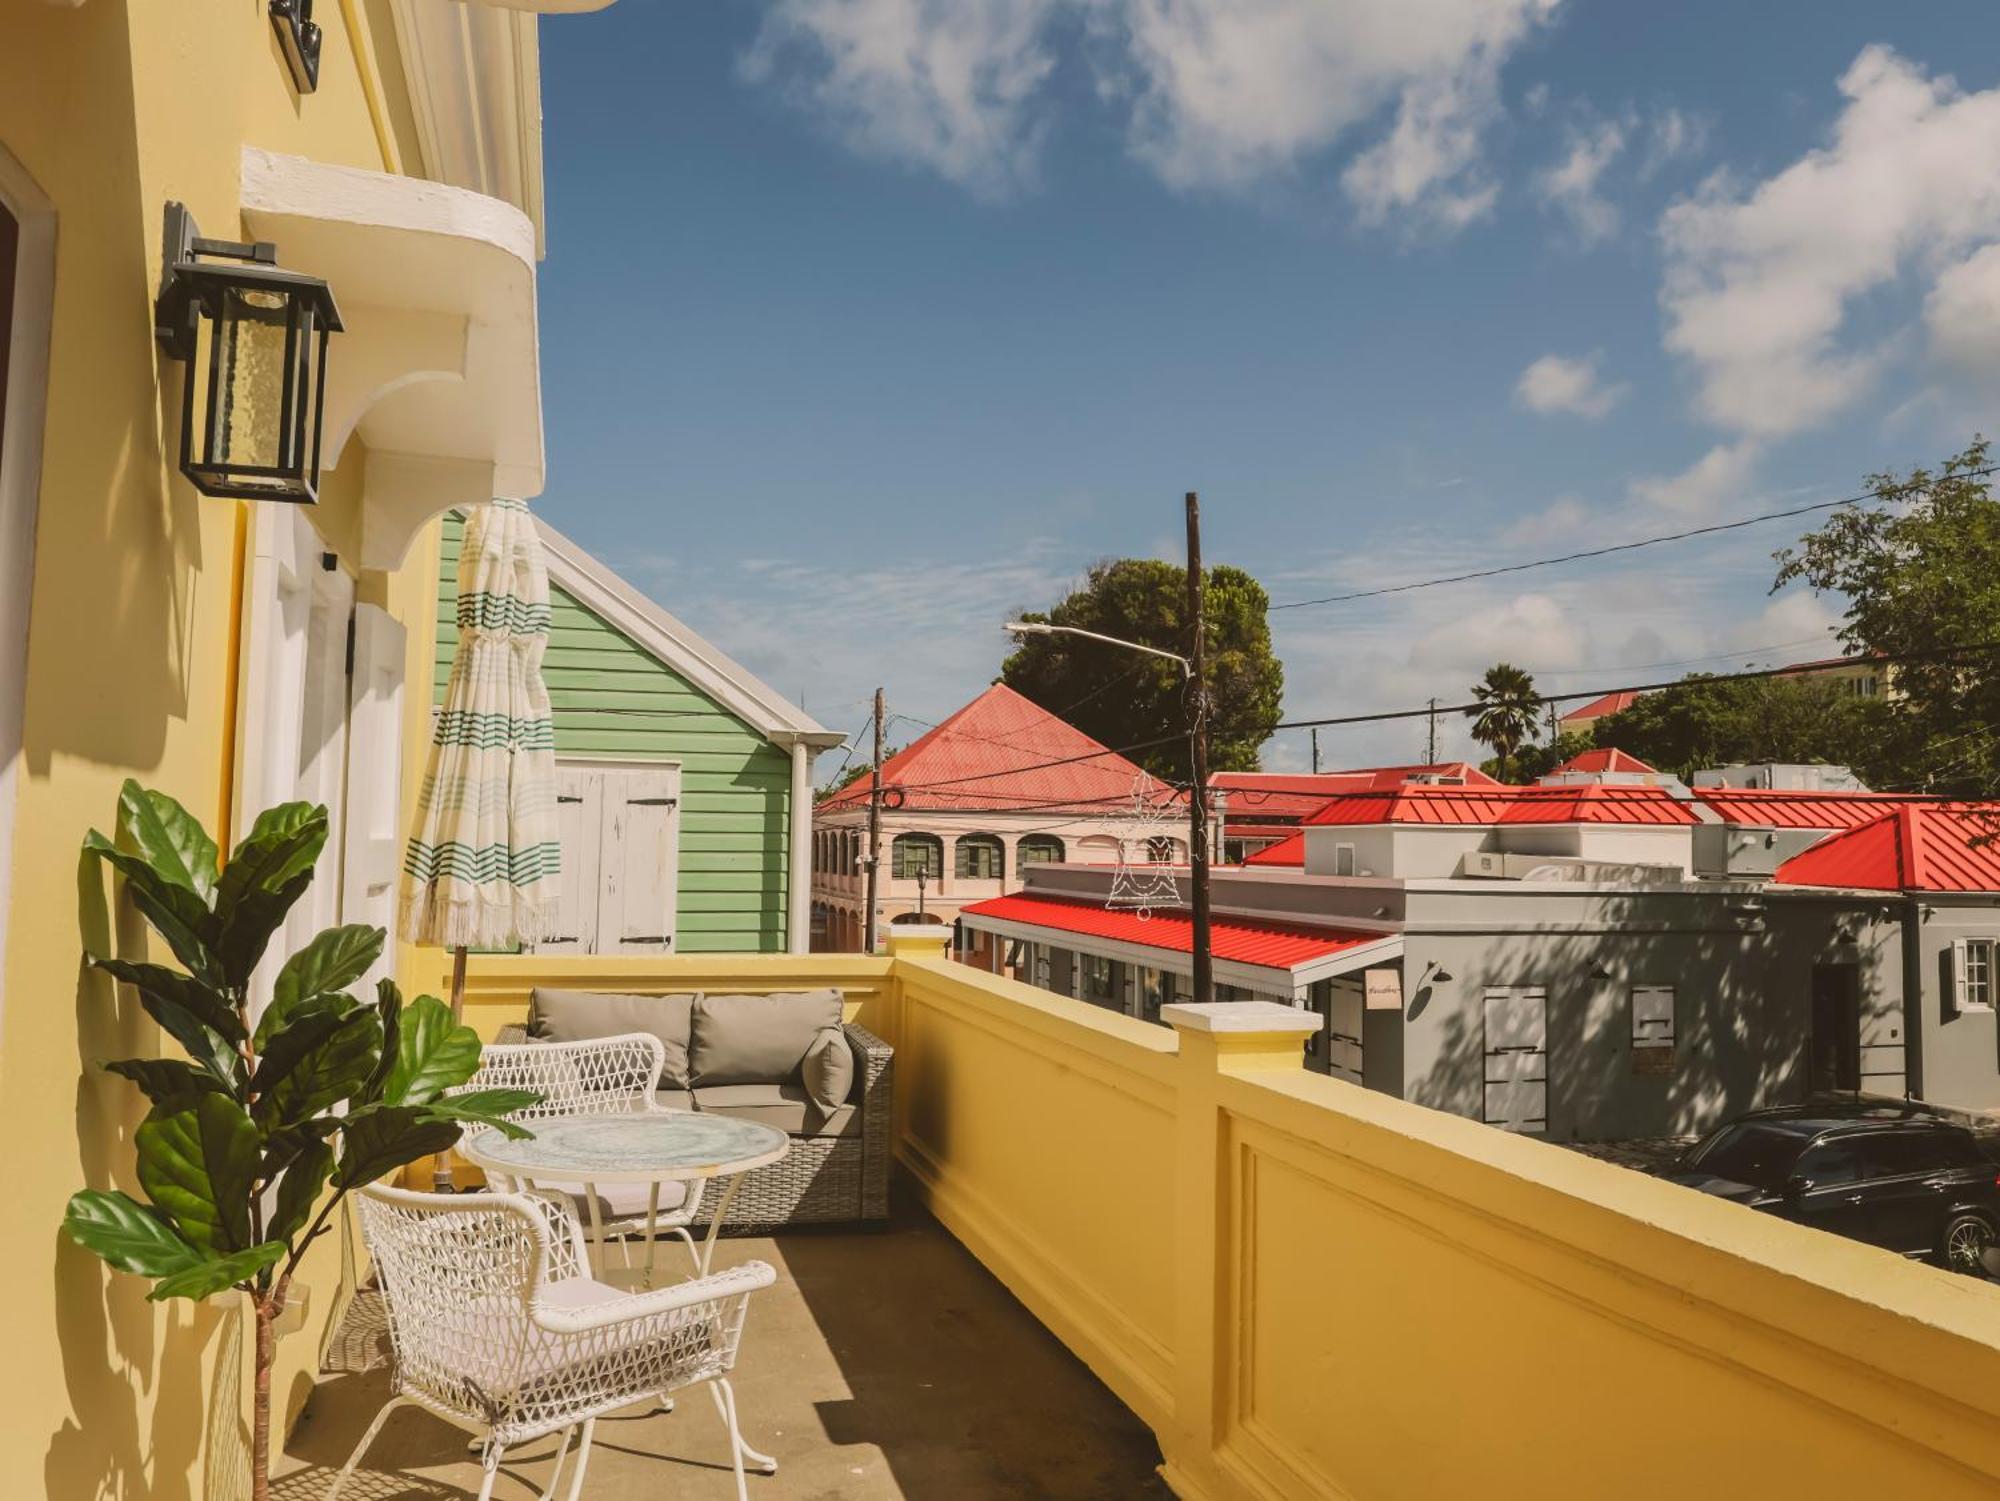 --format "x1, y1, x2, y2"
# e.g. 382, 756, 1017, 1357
801, 1027, 856, 1113
690, 990, 842, 1086
529, 988, 697, 1089
552, 1178, 691, 1224
694, 1082, 858, 1139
